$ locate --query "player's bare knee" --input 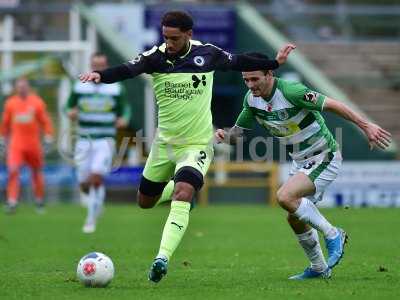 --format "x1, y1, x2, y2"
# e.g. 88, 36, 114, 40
90, 174, 103, 188
137, 191, 157, 209
277, 188, 294, 208
92, 181, 102, 188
